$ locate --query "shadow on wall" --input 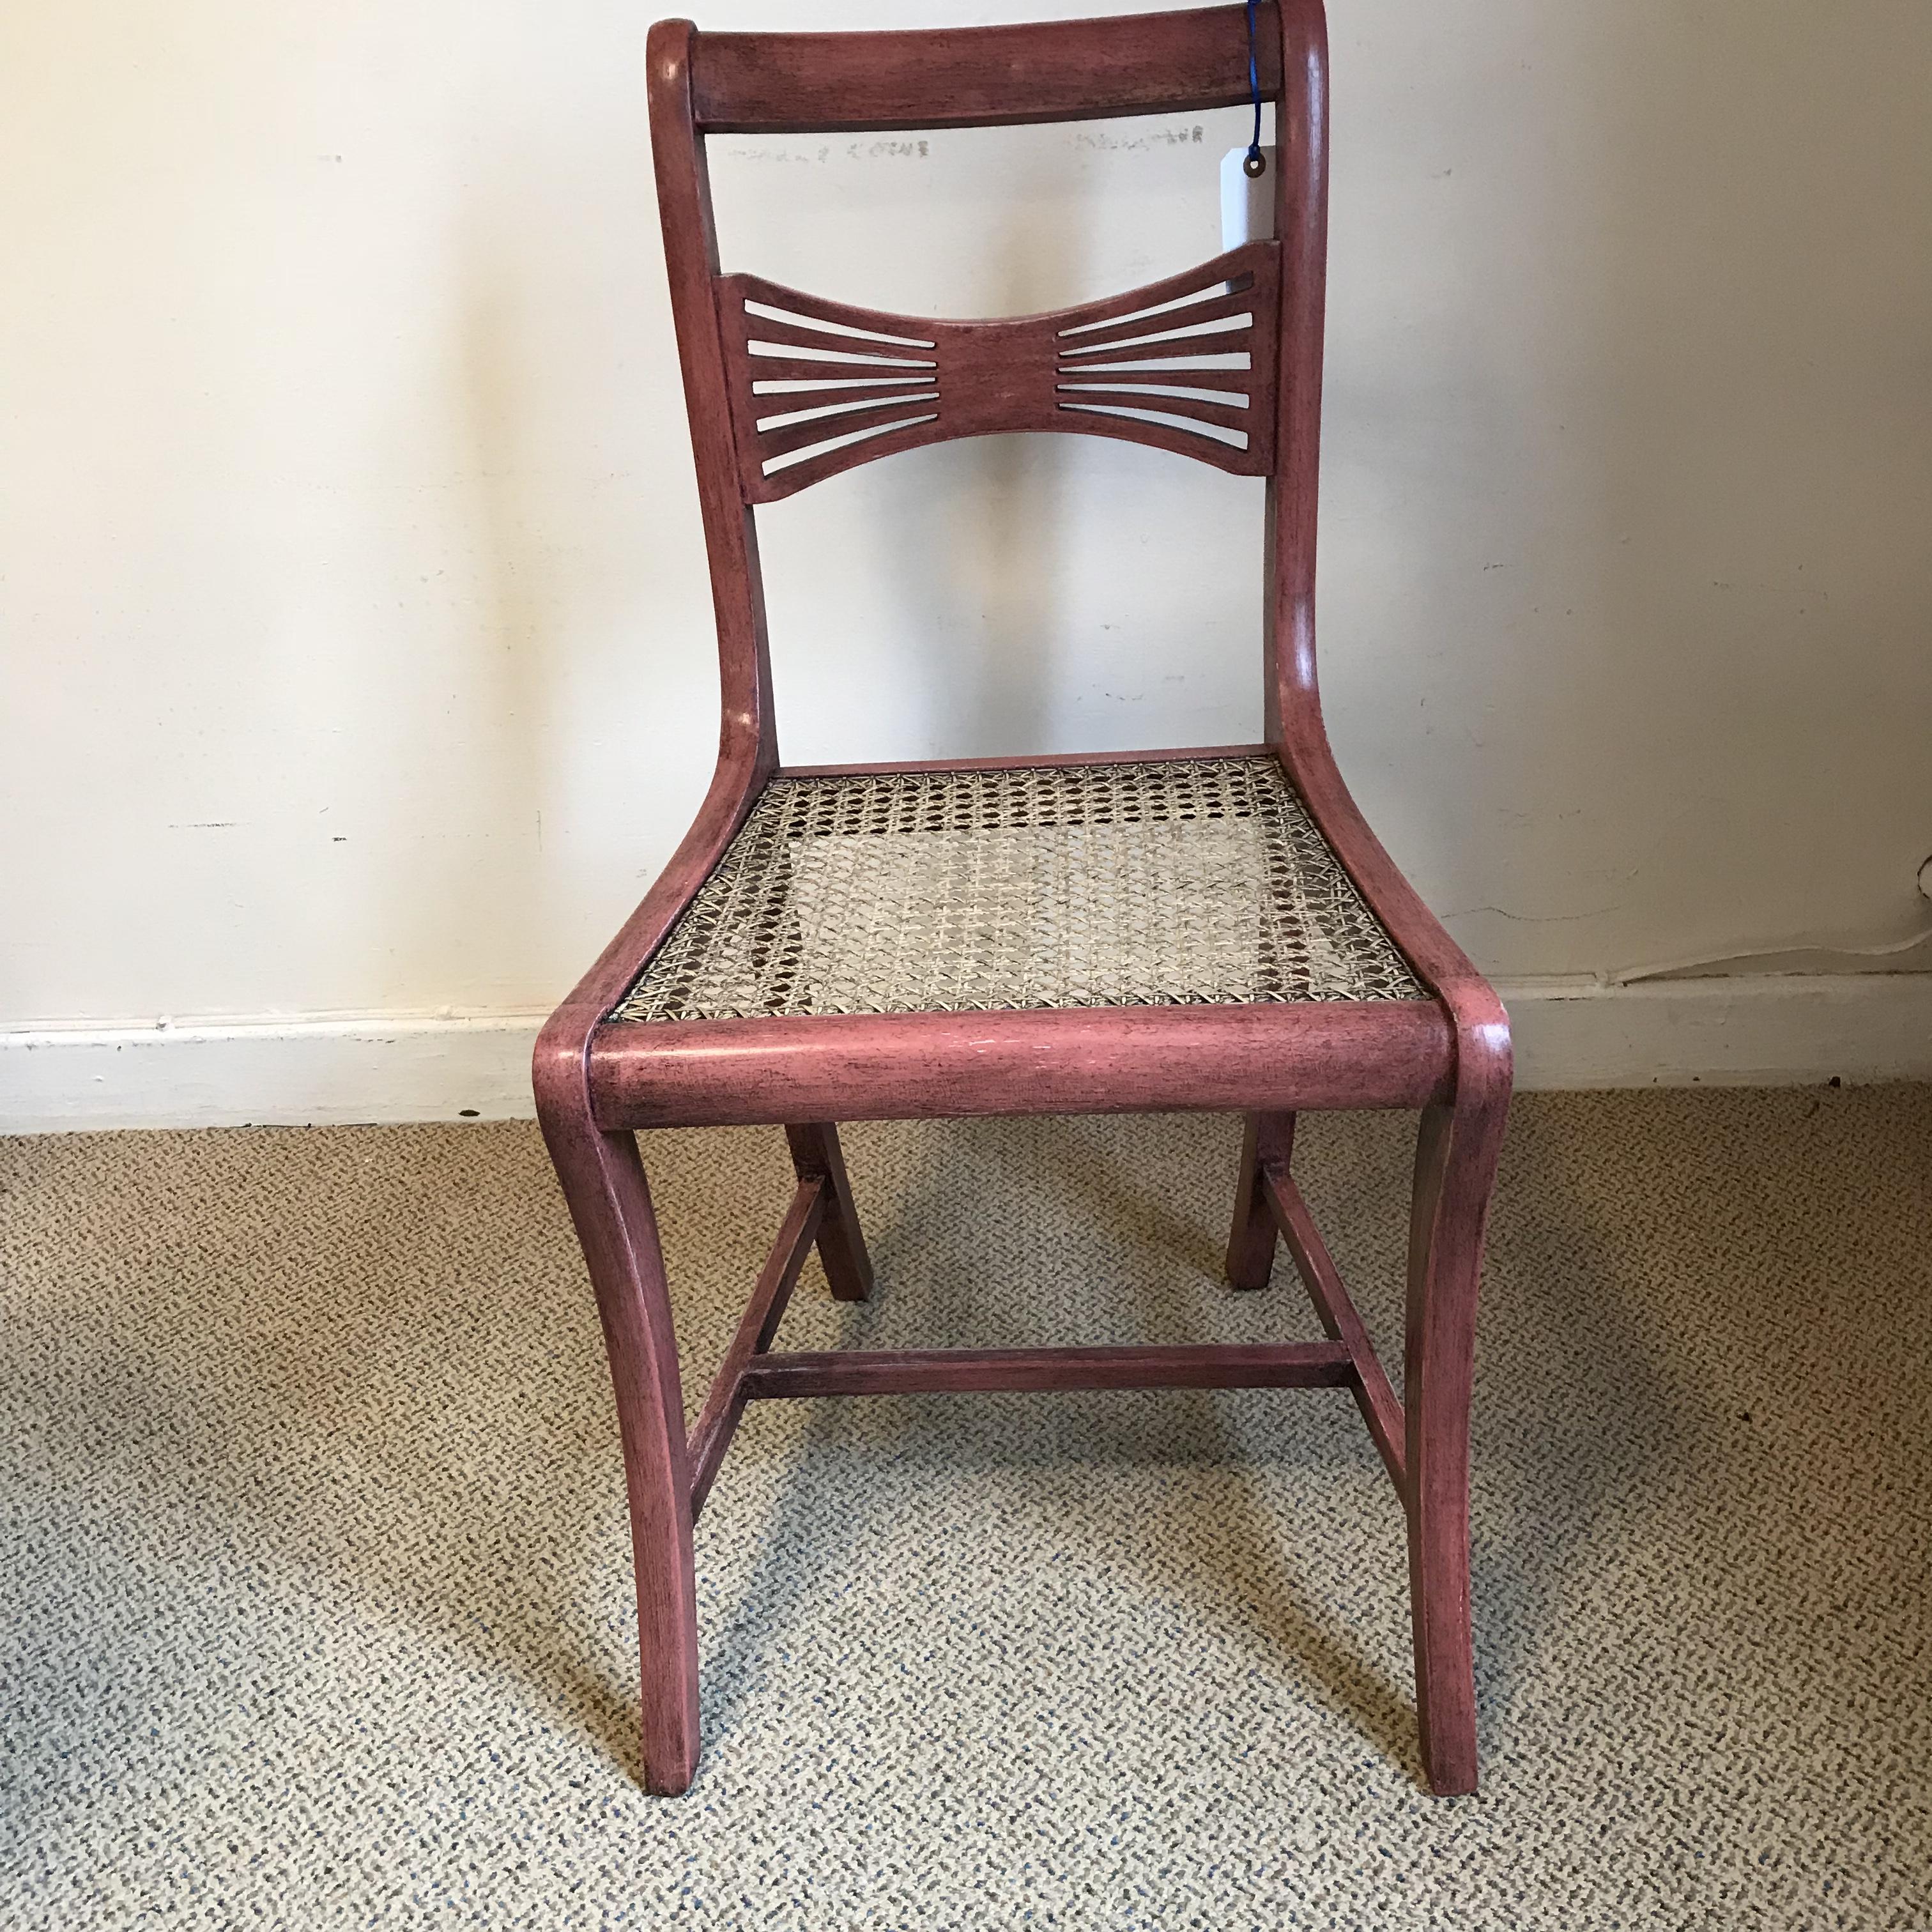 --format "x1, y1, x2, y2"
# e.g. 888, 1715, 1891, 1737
1321, 3, 1932, 981
1582, 5, 1932, 975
